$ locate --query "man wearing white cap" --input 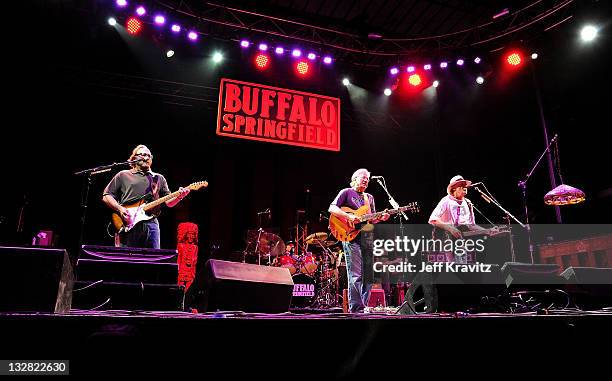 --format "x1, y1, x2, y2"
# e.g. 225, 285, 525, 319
428, 175, 480, 239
